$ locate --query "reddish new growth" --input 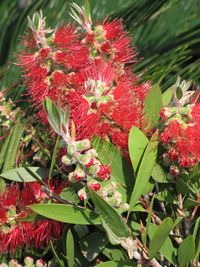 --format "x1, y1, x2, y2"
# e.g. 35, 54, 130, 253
0, 180, 64, 254
159, 102, 200, 171
17, 10, 150, 156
